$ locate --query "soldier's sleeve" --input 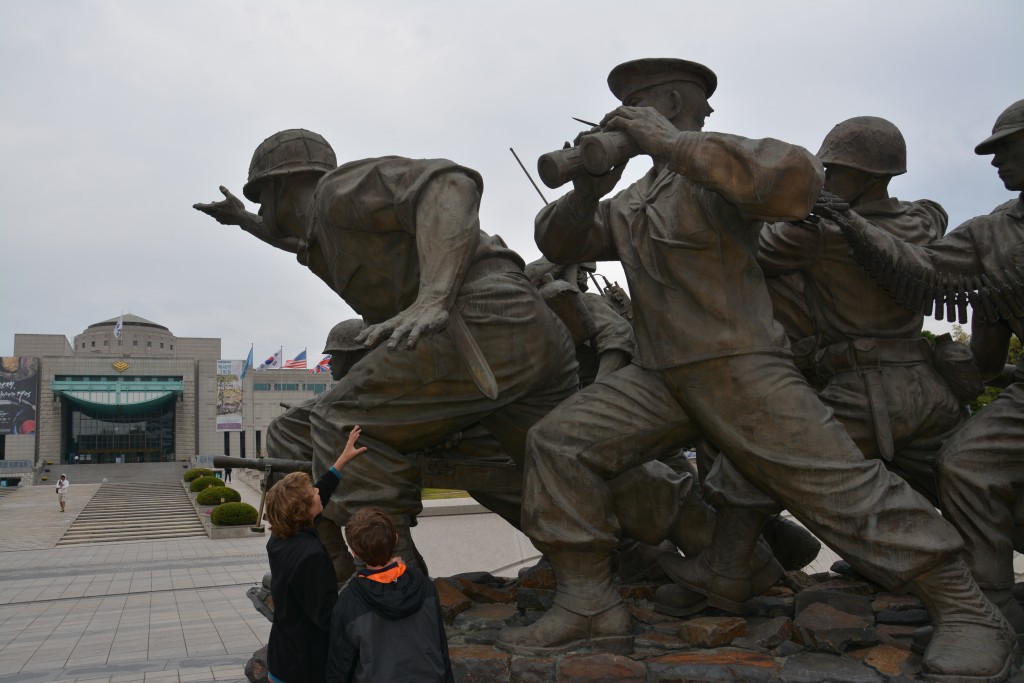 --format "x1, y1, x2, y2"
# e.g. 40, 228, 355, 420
758, 220, 824, 276
667, 132, 824, 222
535, 192, 619, 264
583, 293, 635, 357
